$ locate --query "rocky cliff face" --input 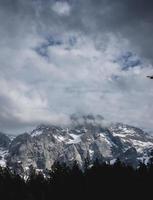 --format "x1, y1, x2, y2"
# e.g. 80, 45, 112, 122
1, 115, 153, 173
0, 132, 11, 167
